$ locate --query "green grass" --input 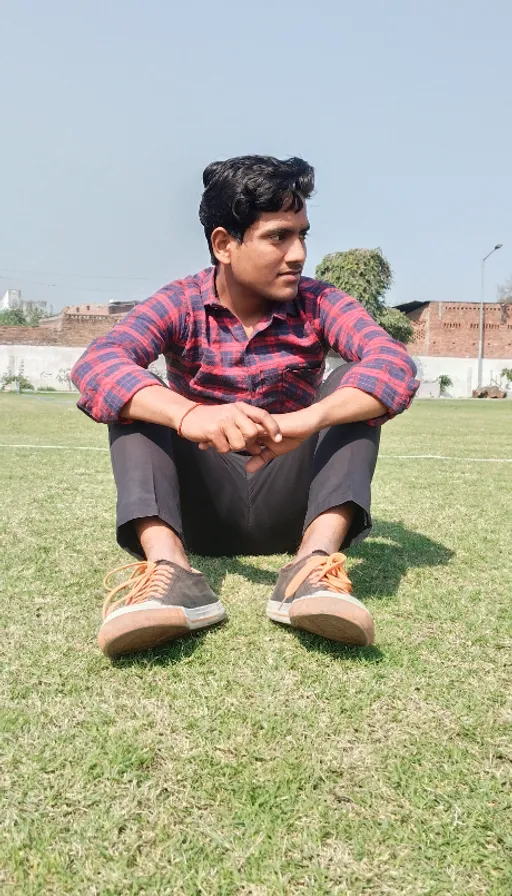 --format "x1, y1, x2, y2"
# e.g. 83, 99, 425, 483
1, 395, 511, 895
